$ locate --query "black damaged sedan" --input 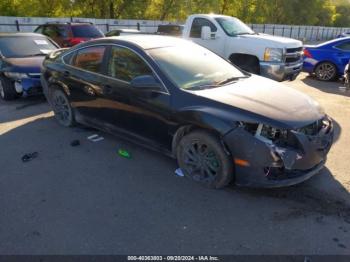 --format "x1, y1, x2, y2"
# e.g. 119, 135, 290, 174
41, 35, 334, 188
